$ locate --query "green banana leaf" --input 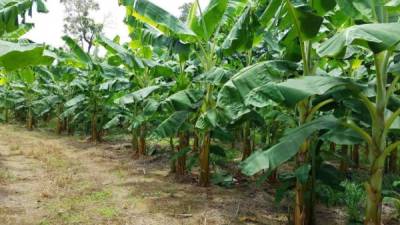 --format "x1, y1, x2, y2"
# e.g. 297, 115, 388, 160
259, 0, 282, 26
312, 0, 336, 16
285, 1, 323, 40
221, 5, 258, 55
189, 0, 228, 40
0, 40, 55, 71
97, 35, 144, 69
0, 0, 32, 35
241, 115, 340, 176
217, 60, 298, 120
194, 67, 232, 85
154, 111, 190, 138
117, 85, 161, 105
65, 94, 86, 108
62, 36, 92, 64
35, 0, 47, 13
318, 23, 400, 57
320, 127, 364, 145
125, 0, 196, 42
164, 89, 204, 111
1, 23, 34, 40
195, 108, 218, 130
245, 76, 364, 108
